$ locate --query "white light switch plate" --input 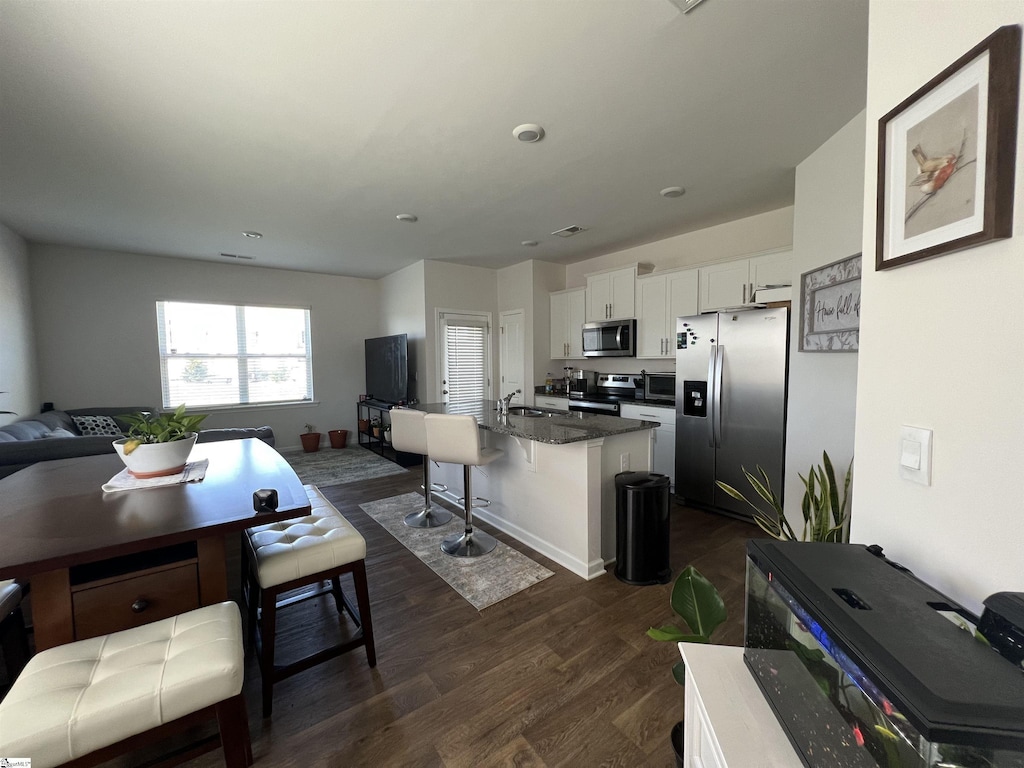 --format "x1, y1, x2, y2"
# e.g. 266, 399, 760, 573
899, 425, 932, 486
